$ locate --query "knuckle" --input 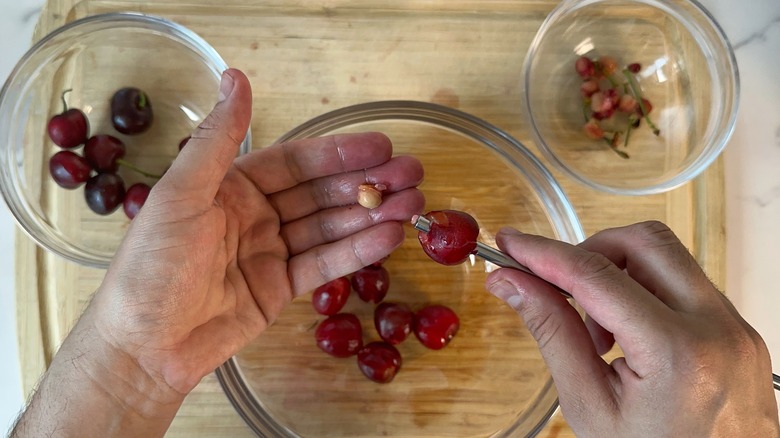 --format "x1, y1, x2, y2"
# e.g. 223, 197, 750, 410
522, 308, 563, 351
633, 220, 680, 248
570, 251, 617, 285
